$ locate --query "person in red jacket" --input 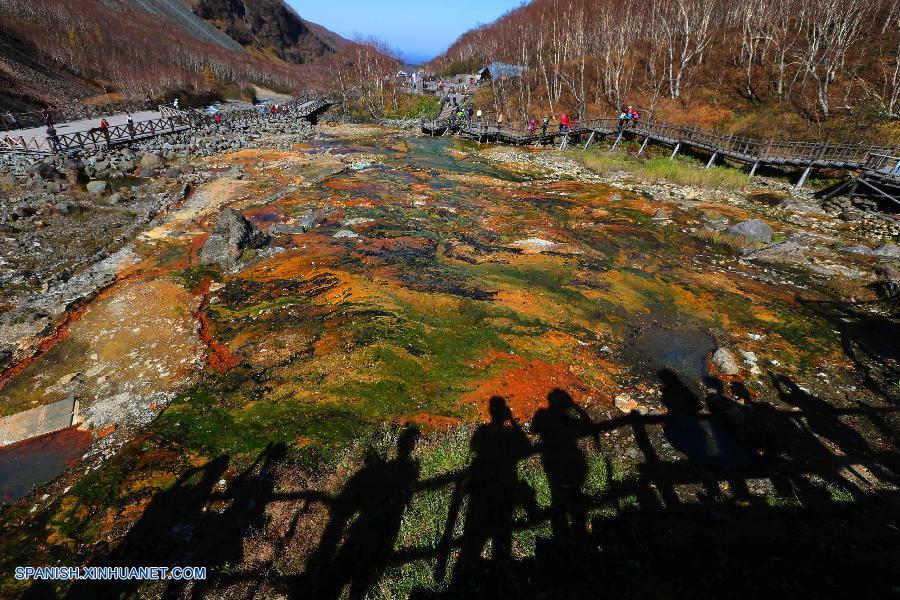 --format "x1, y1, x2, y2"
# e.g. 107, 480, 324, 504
559, 113, 569, 133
